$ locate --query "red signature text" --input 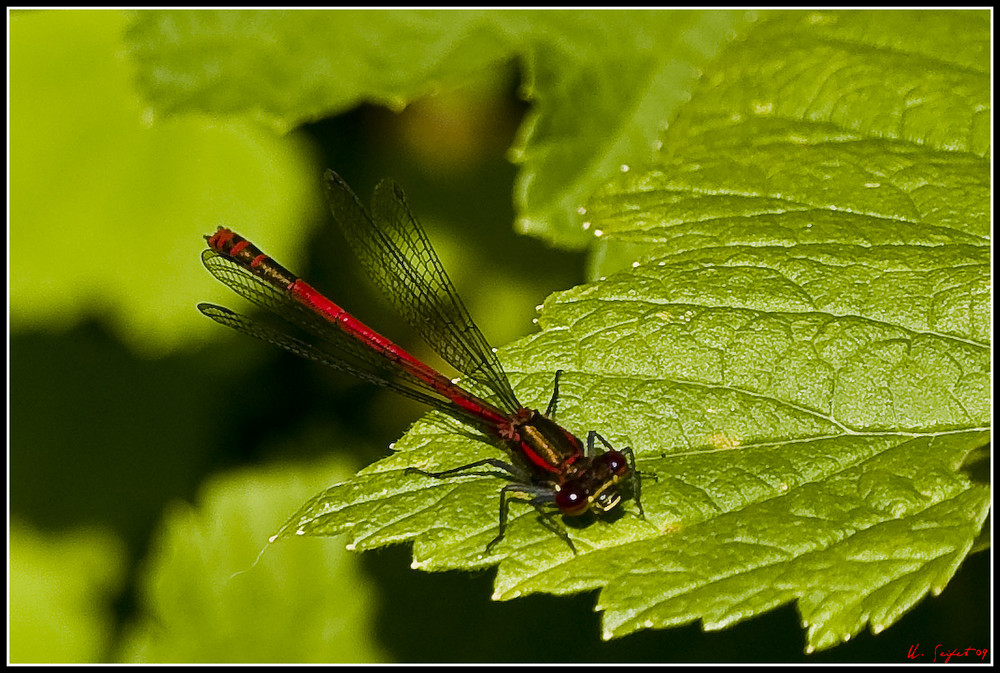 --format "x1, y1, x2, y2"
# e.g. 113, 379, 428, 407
907, 643, 989, 663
